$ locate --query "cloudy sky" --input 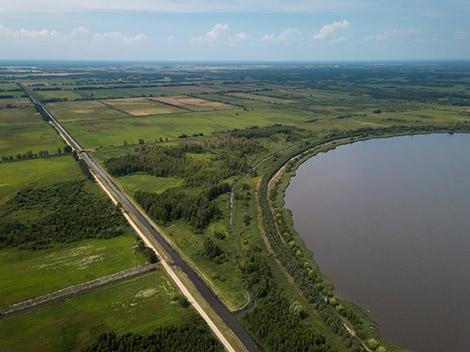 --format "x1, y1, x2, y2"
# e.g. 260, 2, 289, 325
0, 0, 469, 60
